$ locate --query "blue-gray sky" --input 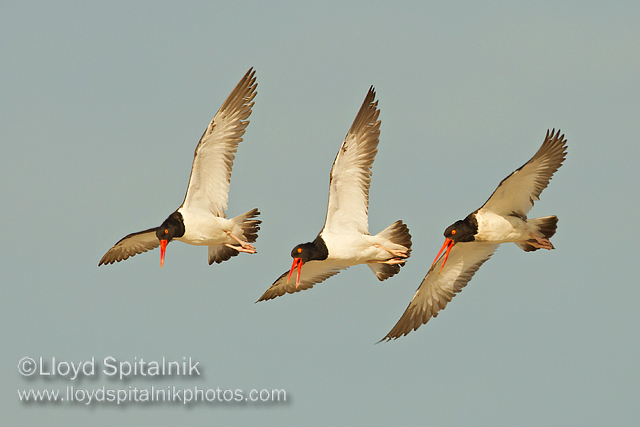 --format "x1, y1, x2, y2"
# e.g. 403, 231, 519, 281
2, 1, 639, 425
